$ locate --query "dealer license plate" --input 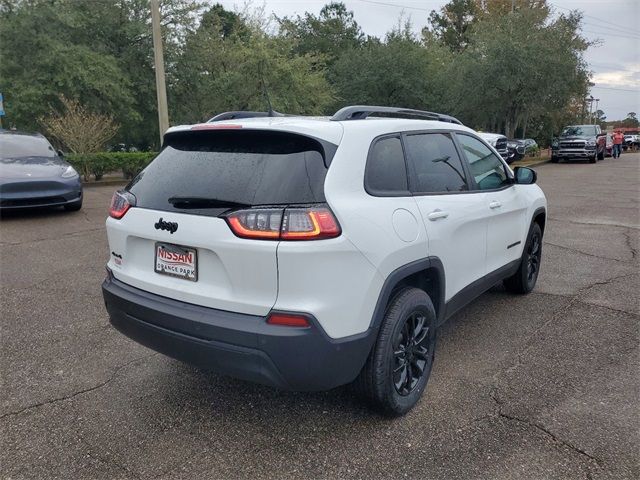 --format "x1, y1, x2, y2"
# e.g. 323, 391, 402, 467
154, 242, 197, 282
